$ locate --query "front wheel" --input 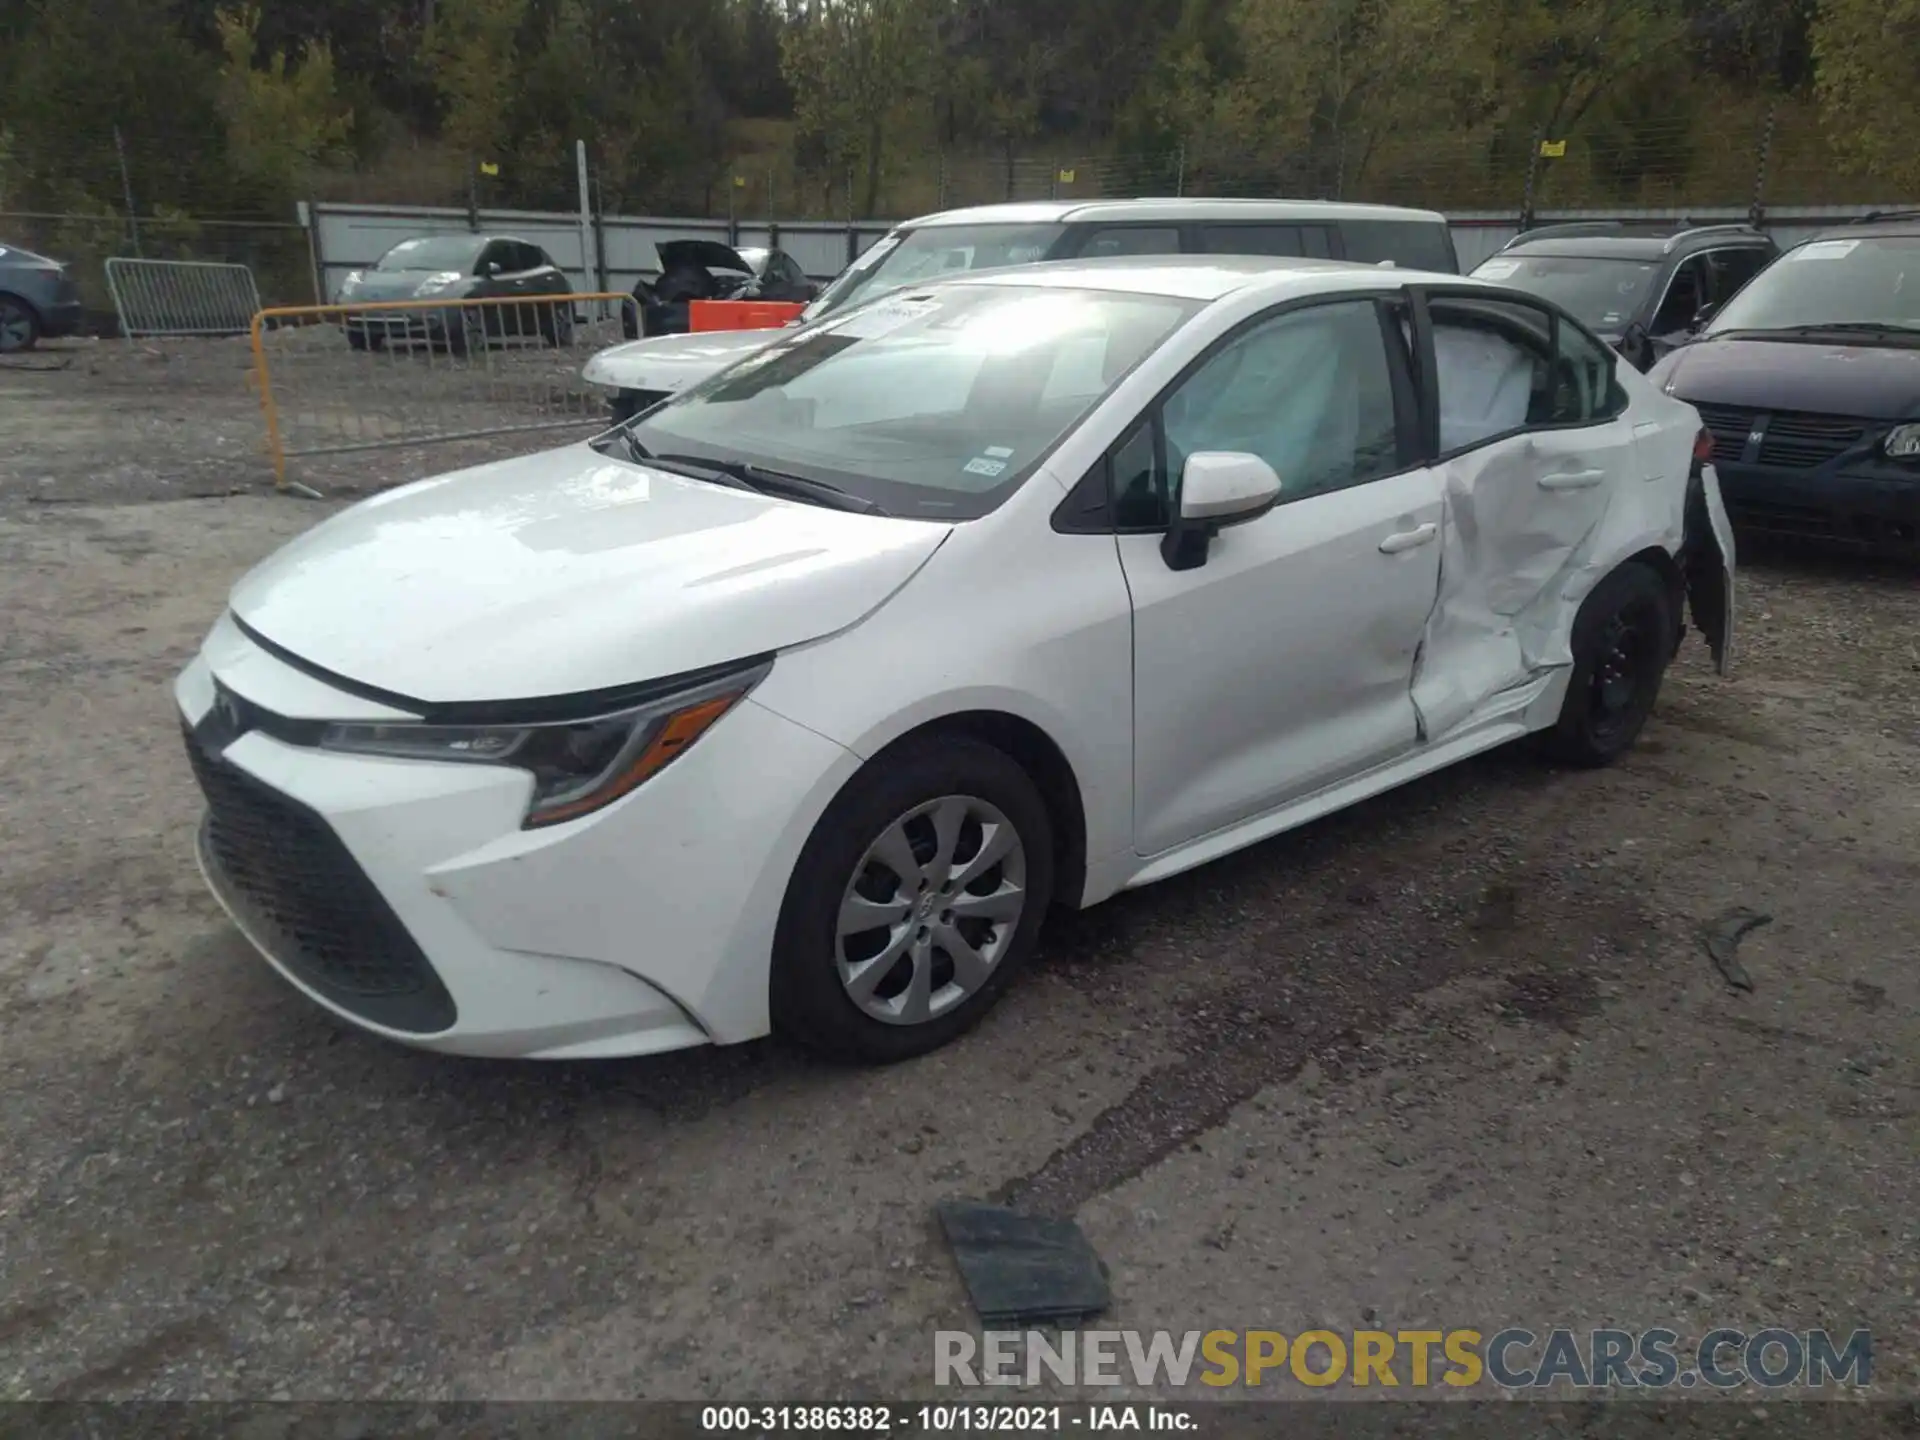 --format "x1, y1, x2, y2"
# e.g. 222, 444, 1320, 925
1538, 561, 1676, 767
771, 736, 1054, 1063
